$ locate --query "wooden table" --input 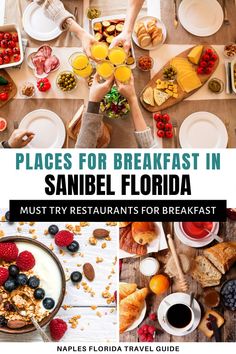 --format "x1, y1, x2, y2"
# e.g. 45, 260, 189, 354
1, 0, 236, 148
0, 218, 118, 342
120, 218, 236, 342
